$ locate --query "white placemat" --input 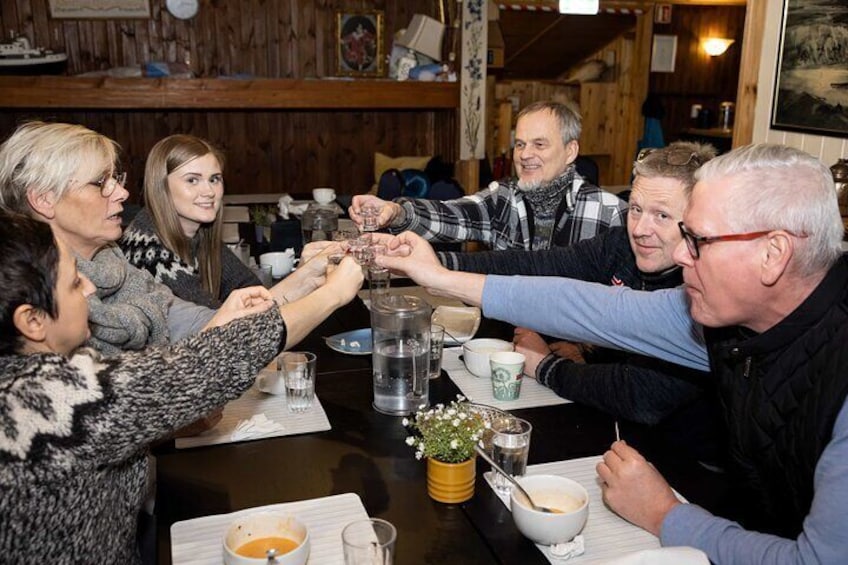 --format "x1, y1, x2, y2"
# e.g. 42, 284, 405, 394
485, 456, 668, 564
442, 348, 570, 410
171, 493, 368, 564
174, 382, 331, 449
